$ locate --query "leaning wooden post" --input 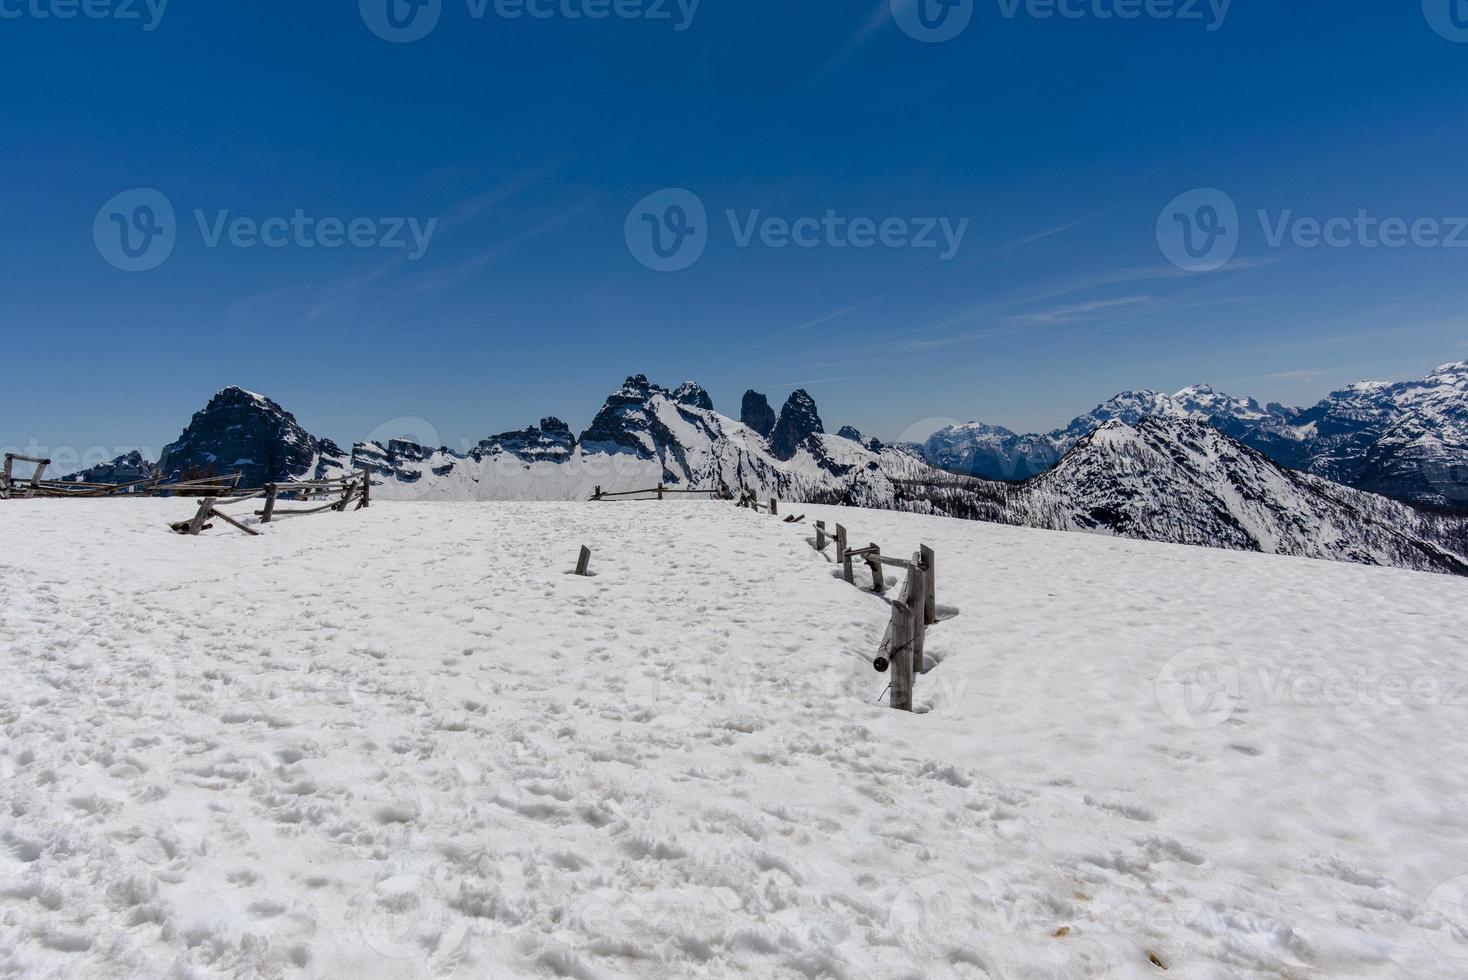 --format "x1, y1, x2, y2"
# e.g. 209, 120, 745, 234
26, 459, 49, 498
575, 546, 592, 576
890, 599, 915, 712
920, 545, 936, 626
815, 520, 827, 550
261, 484, 278, 524
186, 497, 216, 536
865, 543, 885, 592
